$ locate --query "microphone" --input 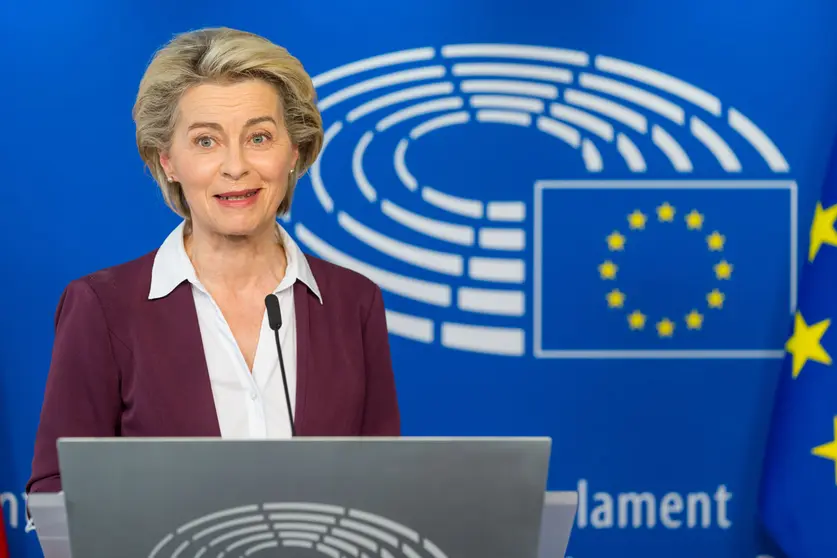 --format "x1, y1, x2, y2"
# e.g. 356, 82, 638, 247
265, 294, 295, 436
